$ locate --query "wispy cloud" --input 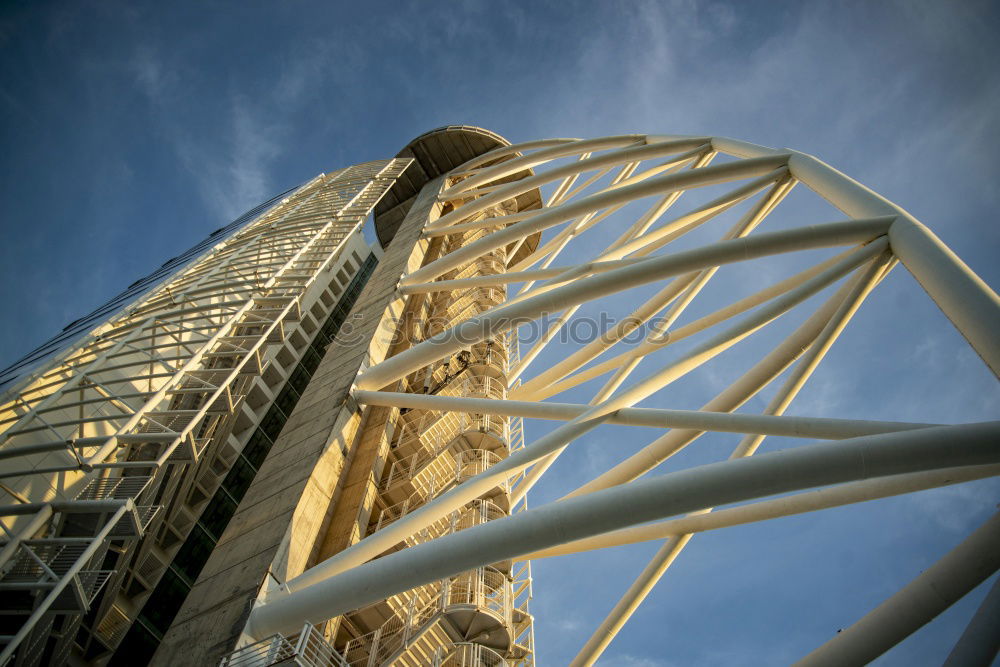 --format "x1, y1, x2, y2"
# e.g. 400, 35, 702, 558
127, 44, 311, 220
129, 47, 169, 101
901, 480, 998, 536
602, 654, 677, 667
228, 100, 283, 205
